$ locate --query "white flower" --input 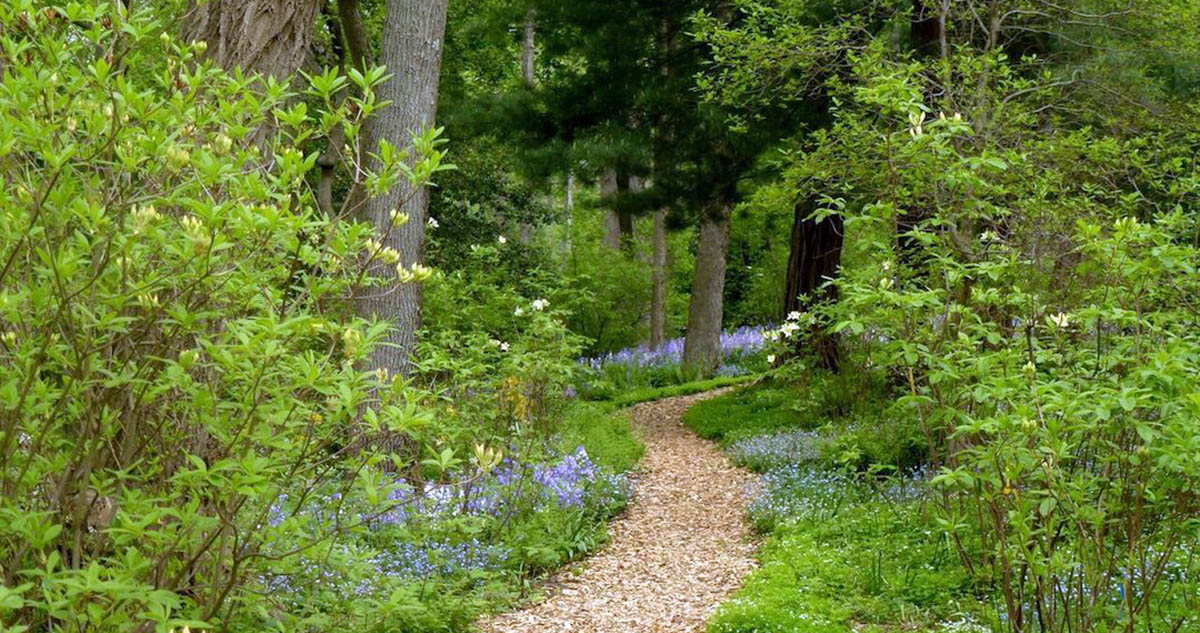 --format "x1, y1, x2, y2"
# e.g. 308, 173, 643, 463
1048, 312, 1070, 328
908, 110, 926, 138
497, 235, 507, 244
499, 342, 509, 352
531, 299, 549, 311
766, 354, 776, 364
514, 306, 525, 317
427, 216, 439, 228
787, 311, 801, 321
